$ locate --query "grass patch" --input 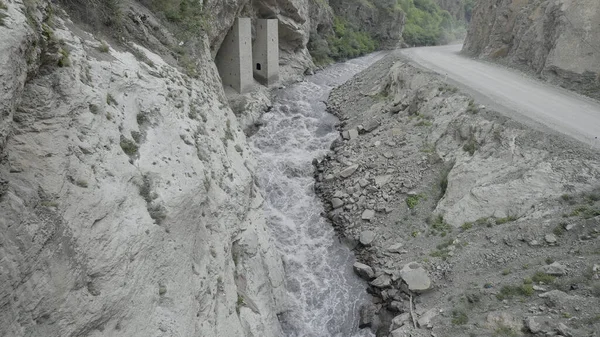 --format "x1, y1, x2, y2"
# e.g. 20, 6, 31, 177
406, 194, 426, 209
451, 309, 468, 325
496, 284, 534, 300
532, 271, 555, 284
428, 215, 452, 235
461, 222, 473, 231
570, 205, 600, 219
120, 136, 139, 156
58, 48, 71, 67
106, 93, 117, 106
466, 99, 479, 114
129, 45, 154, 67
97, 40, 109, 53
495, 214, 518, 225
